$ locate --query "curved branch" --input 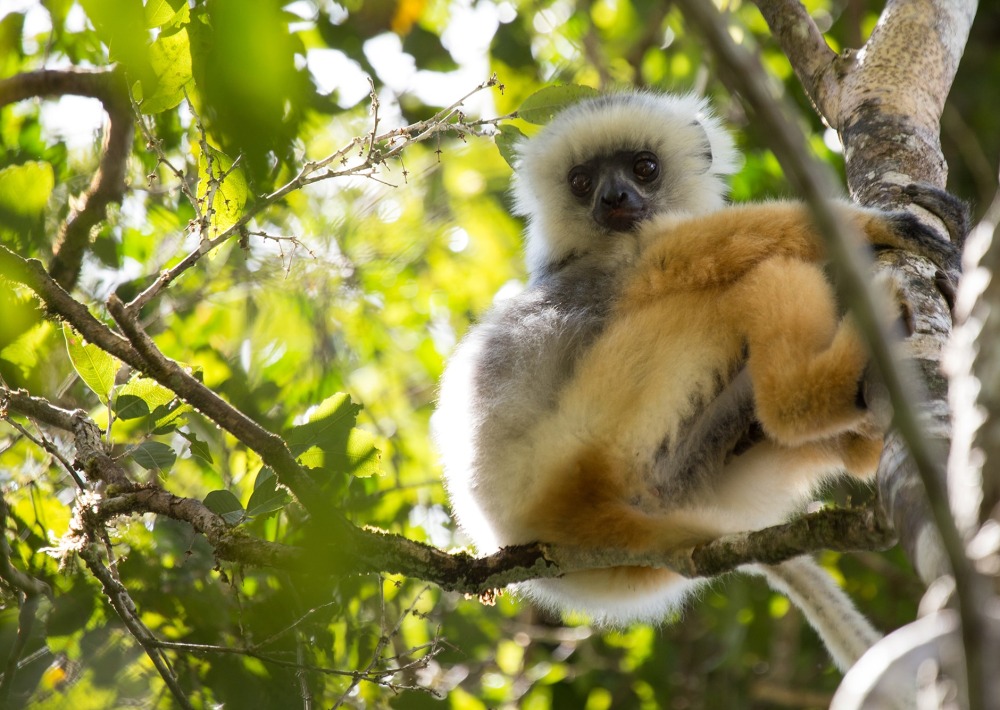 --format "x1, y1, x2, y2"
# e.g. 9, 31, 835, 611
0, 68, 134, 291
77, 542, 194, 709
751, 0, 841, 118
